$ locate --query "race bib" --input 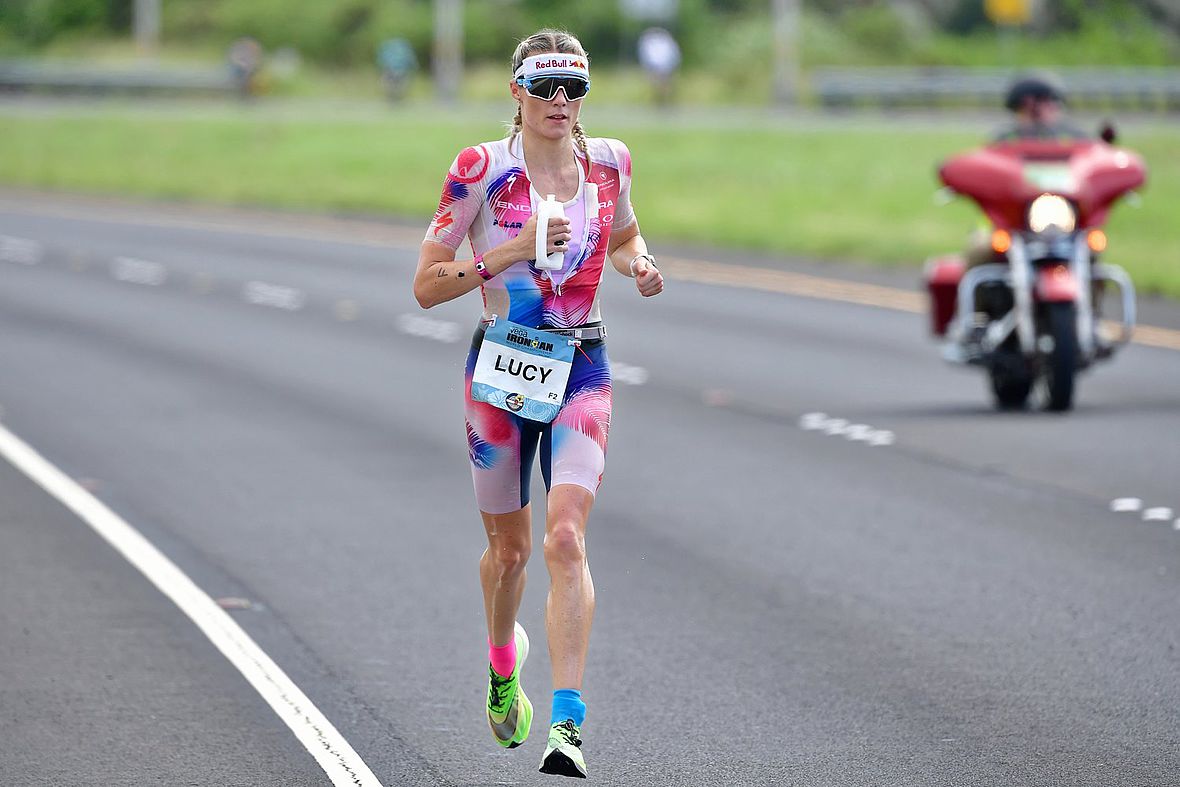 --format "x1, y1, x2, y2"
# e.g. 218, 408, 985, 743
471, 318, 574, 422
